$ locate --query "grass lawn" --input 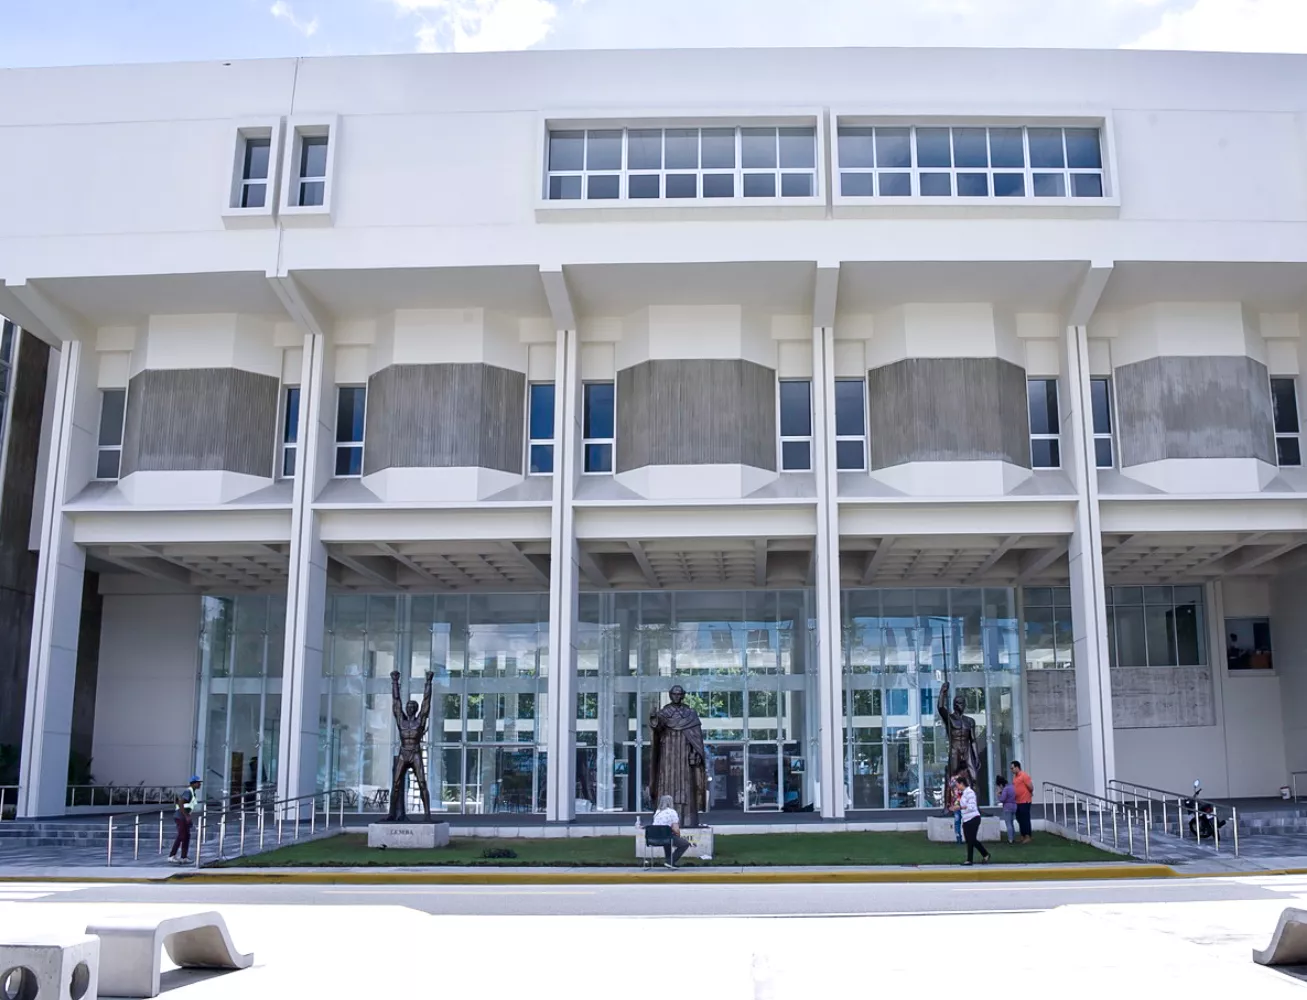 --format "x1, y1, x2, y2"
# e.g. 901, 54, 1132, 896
220, 831, 1124, 868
